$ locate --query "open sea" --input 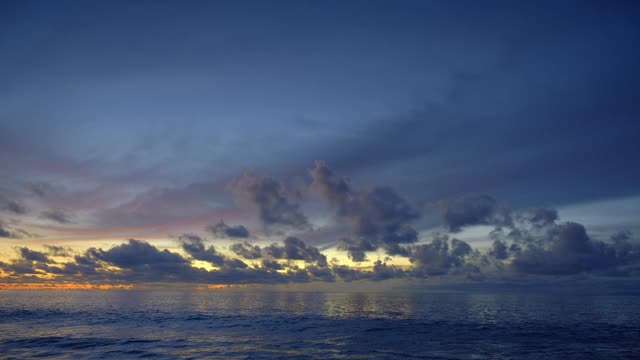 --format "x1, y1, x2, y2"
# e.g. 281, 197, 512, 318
1, 289, 639, 359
